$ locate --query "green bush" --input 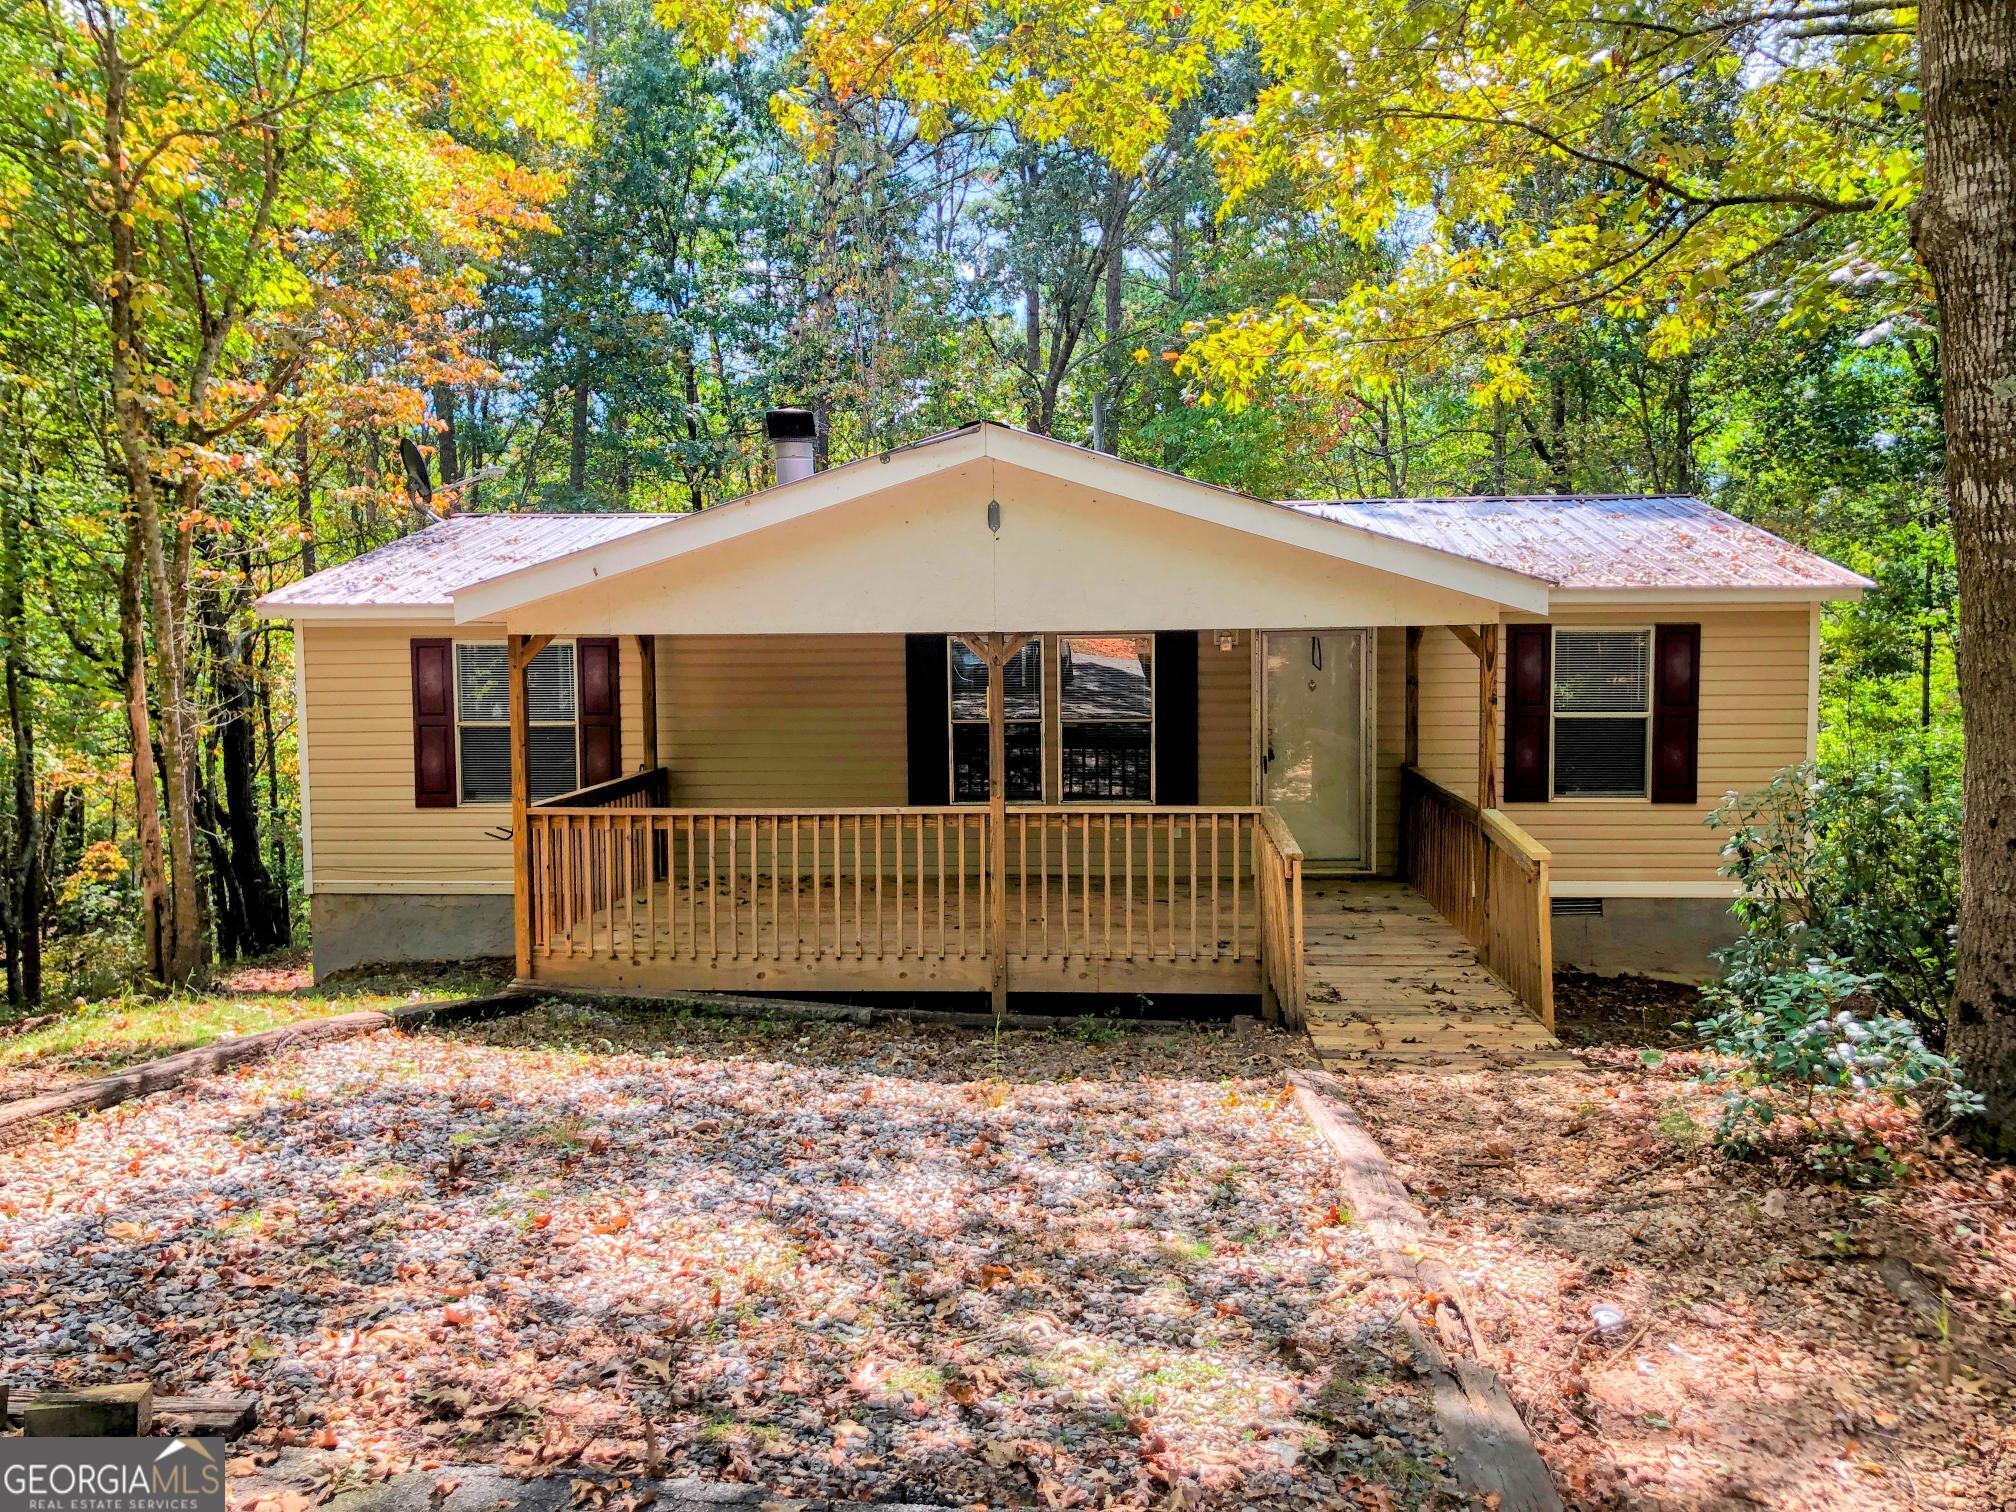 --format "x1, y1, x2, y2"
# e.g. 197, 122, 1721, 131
1708, 761, 1957, 1035
1696, 763, 1978, 1182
